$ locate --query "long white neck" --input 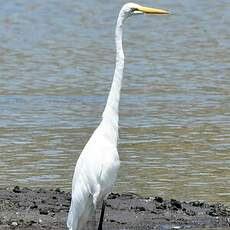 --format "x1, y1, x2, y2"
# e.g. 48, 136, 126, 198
102, 11, 125, 138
